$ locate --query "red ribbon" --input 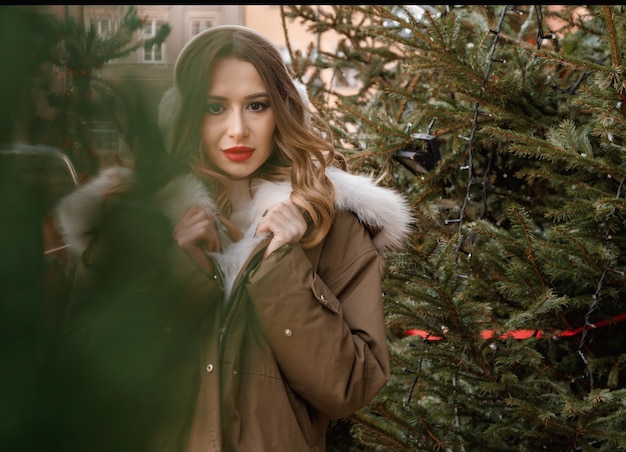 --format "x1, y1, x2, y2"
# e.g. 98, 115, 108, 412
405, 312, 626, 341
